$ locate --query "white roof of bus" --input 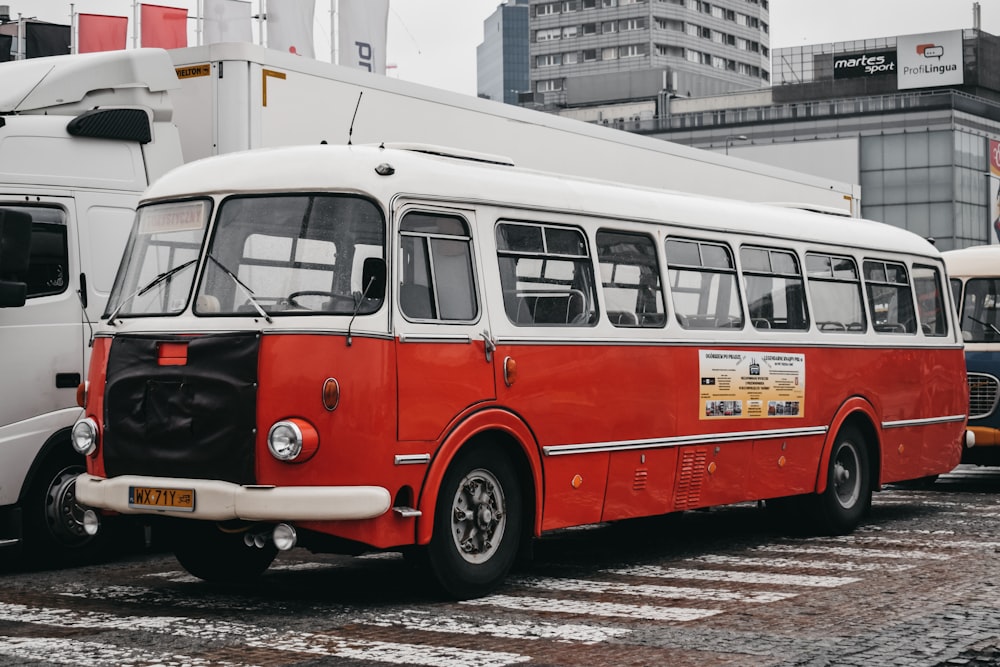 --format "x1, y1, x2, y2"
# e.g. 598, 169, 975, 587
941, 245, 1000, 277
143, 143, 938, 259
